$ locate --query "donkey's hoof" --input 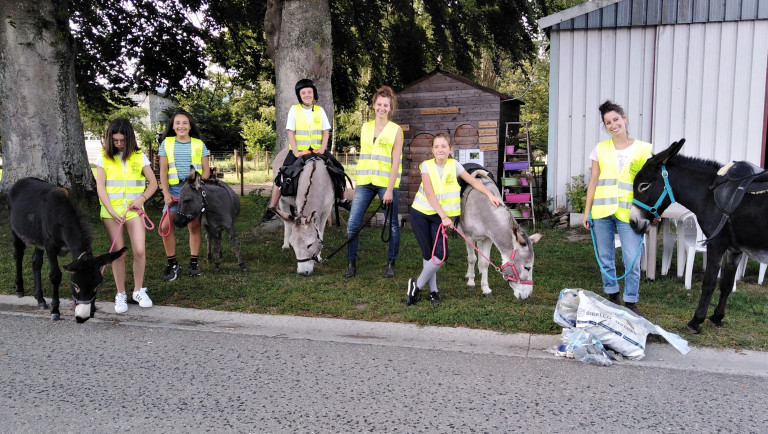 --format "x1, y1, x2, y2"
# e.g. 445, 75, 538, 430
483, 293, 493, 298
466, 284, 475, 292
51, 313, 60, 321
38, 301, 48, 310
282, 247, 290, 253
709, 317, 724, 327
686, 321, 702, 334
240, 267, 249, 274
16, 291, 24, 298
